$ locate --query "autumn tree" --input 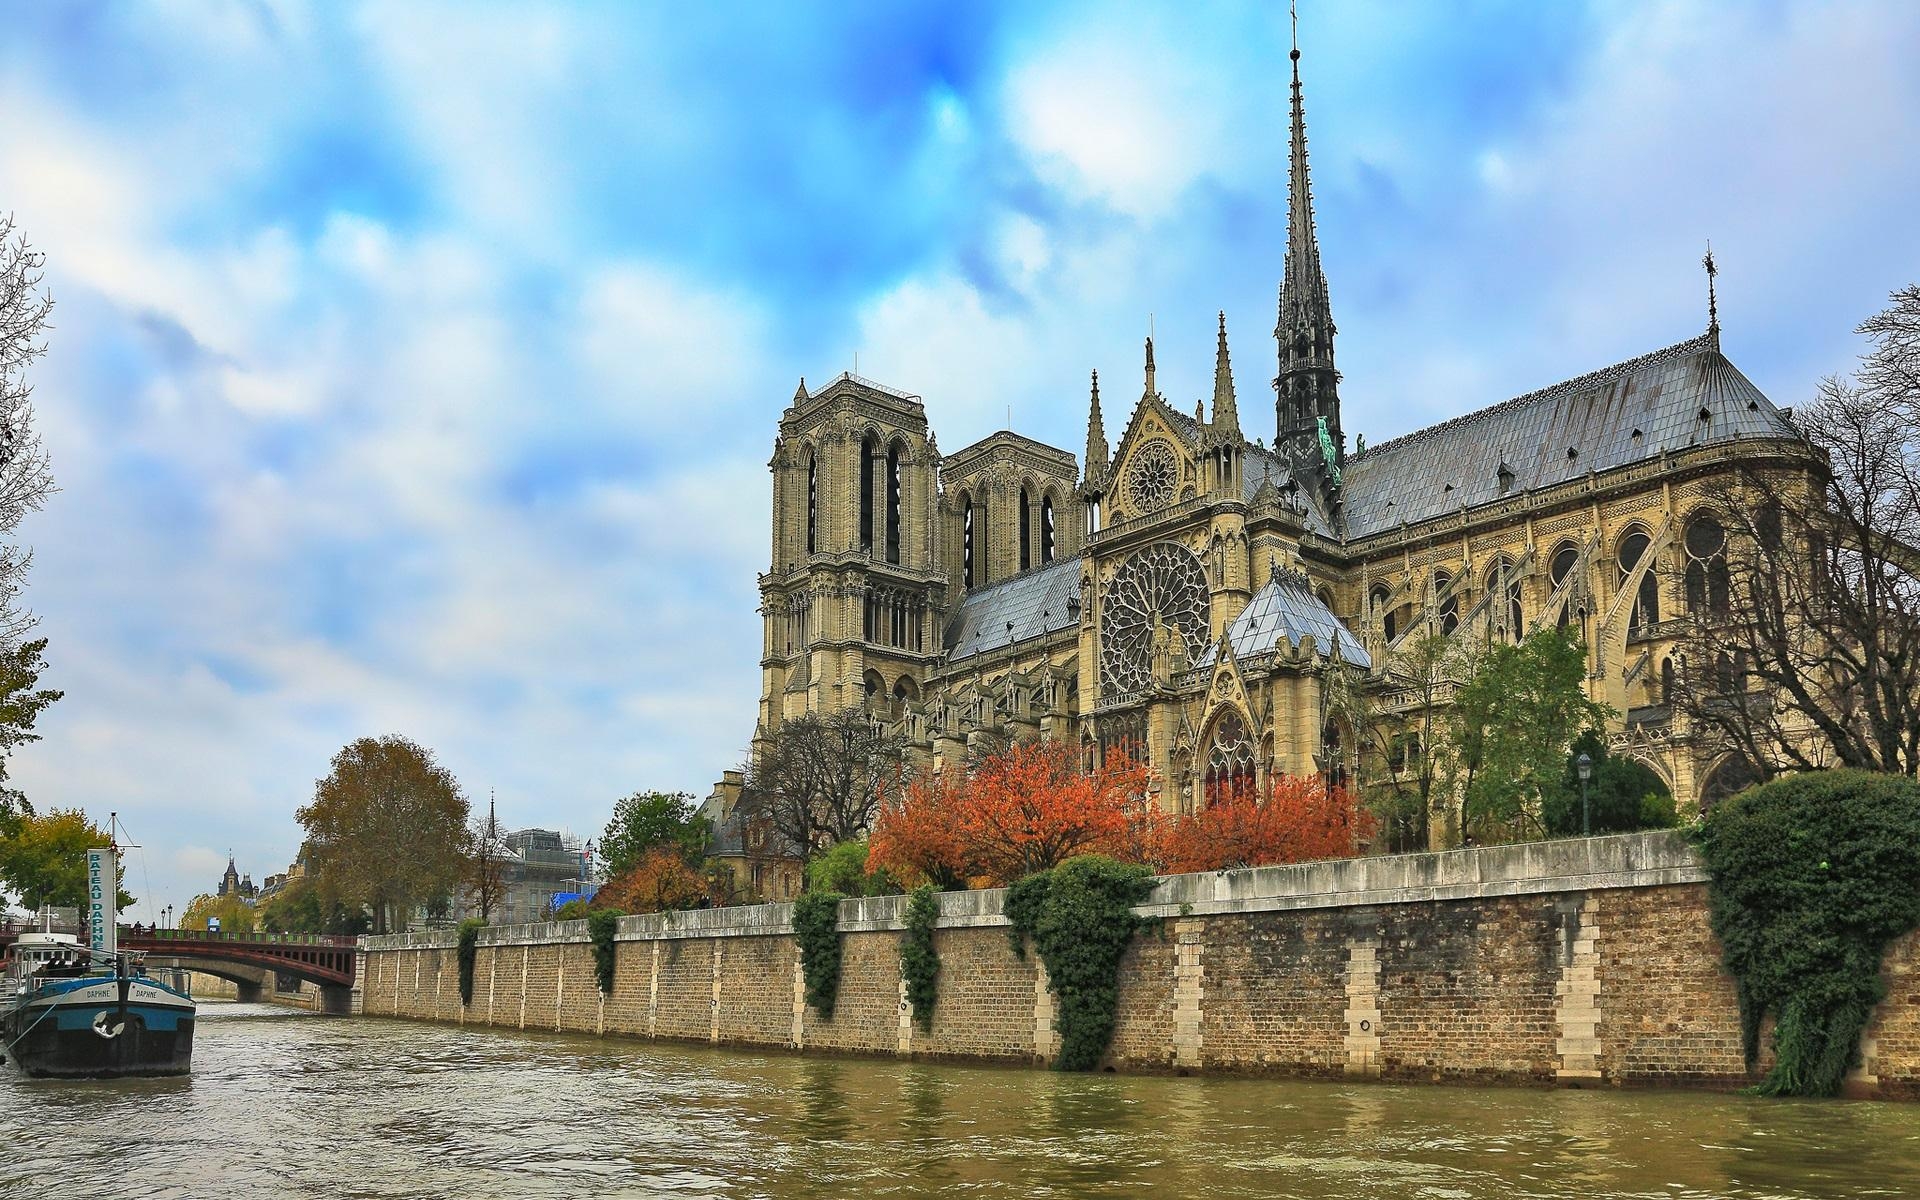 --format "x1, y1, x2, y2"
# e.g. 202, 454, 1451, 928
1162, 775, 1373, 873
0, 807, 133, 912
592, 845, 708, 914
869, 769, 969, 888
465, 793, 509, 924
0, 636, 61, 823
0, 216, 58, 651
1670, 286, 1920, 785
741, 707, 906, 857
871, 740, 1157, 887
179, 891, 256, 934
600, 790, 710, 876
296, 735, 470, 934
